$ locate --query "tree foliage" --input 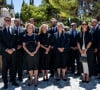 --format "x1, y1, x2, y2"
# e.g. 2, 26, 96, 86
20, 0, 79, 23
20, 4, 47, 23
15, 12, 20, 18
93, 2, 100, 20
40, 0, 60, 20
48, 0, 78, 18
